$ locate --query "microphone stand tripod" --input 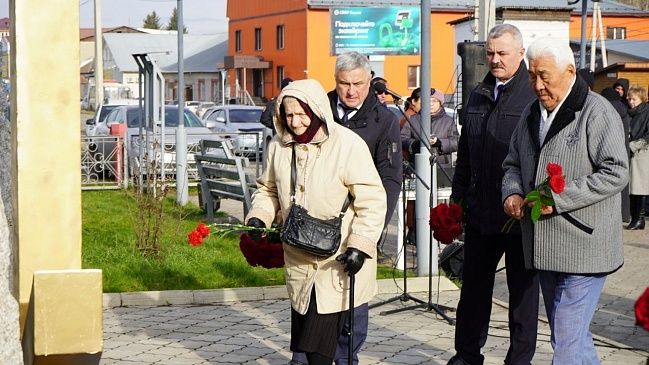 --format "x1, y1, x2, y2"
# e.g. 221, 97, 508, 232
369, 160, 429, 311
380, 149, 454, 324
372, 99, 455, 324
